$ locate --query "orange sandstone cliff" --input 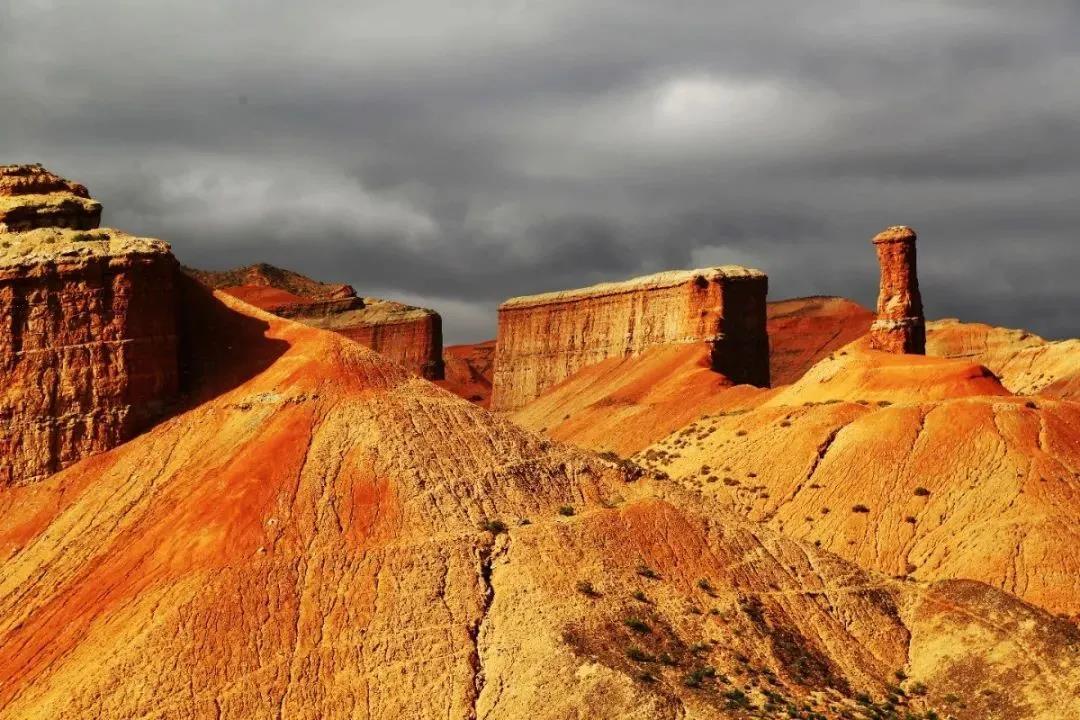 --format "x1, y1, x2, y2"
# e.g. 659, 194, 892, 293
189, 263, 445, 380
0, 167, 179, 486
0, 164, 102, 232
869, 226, 925, 354
491, 267, 770, 411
